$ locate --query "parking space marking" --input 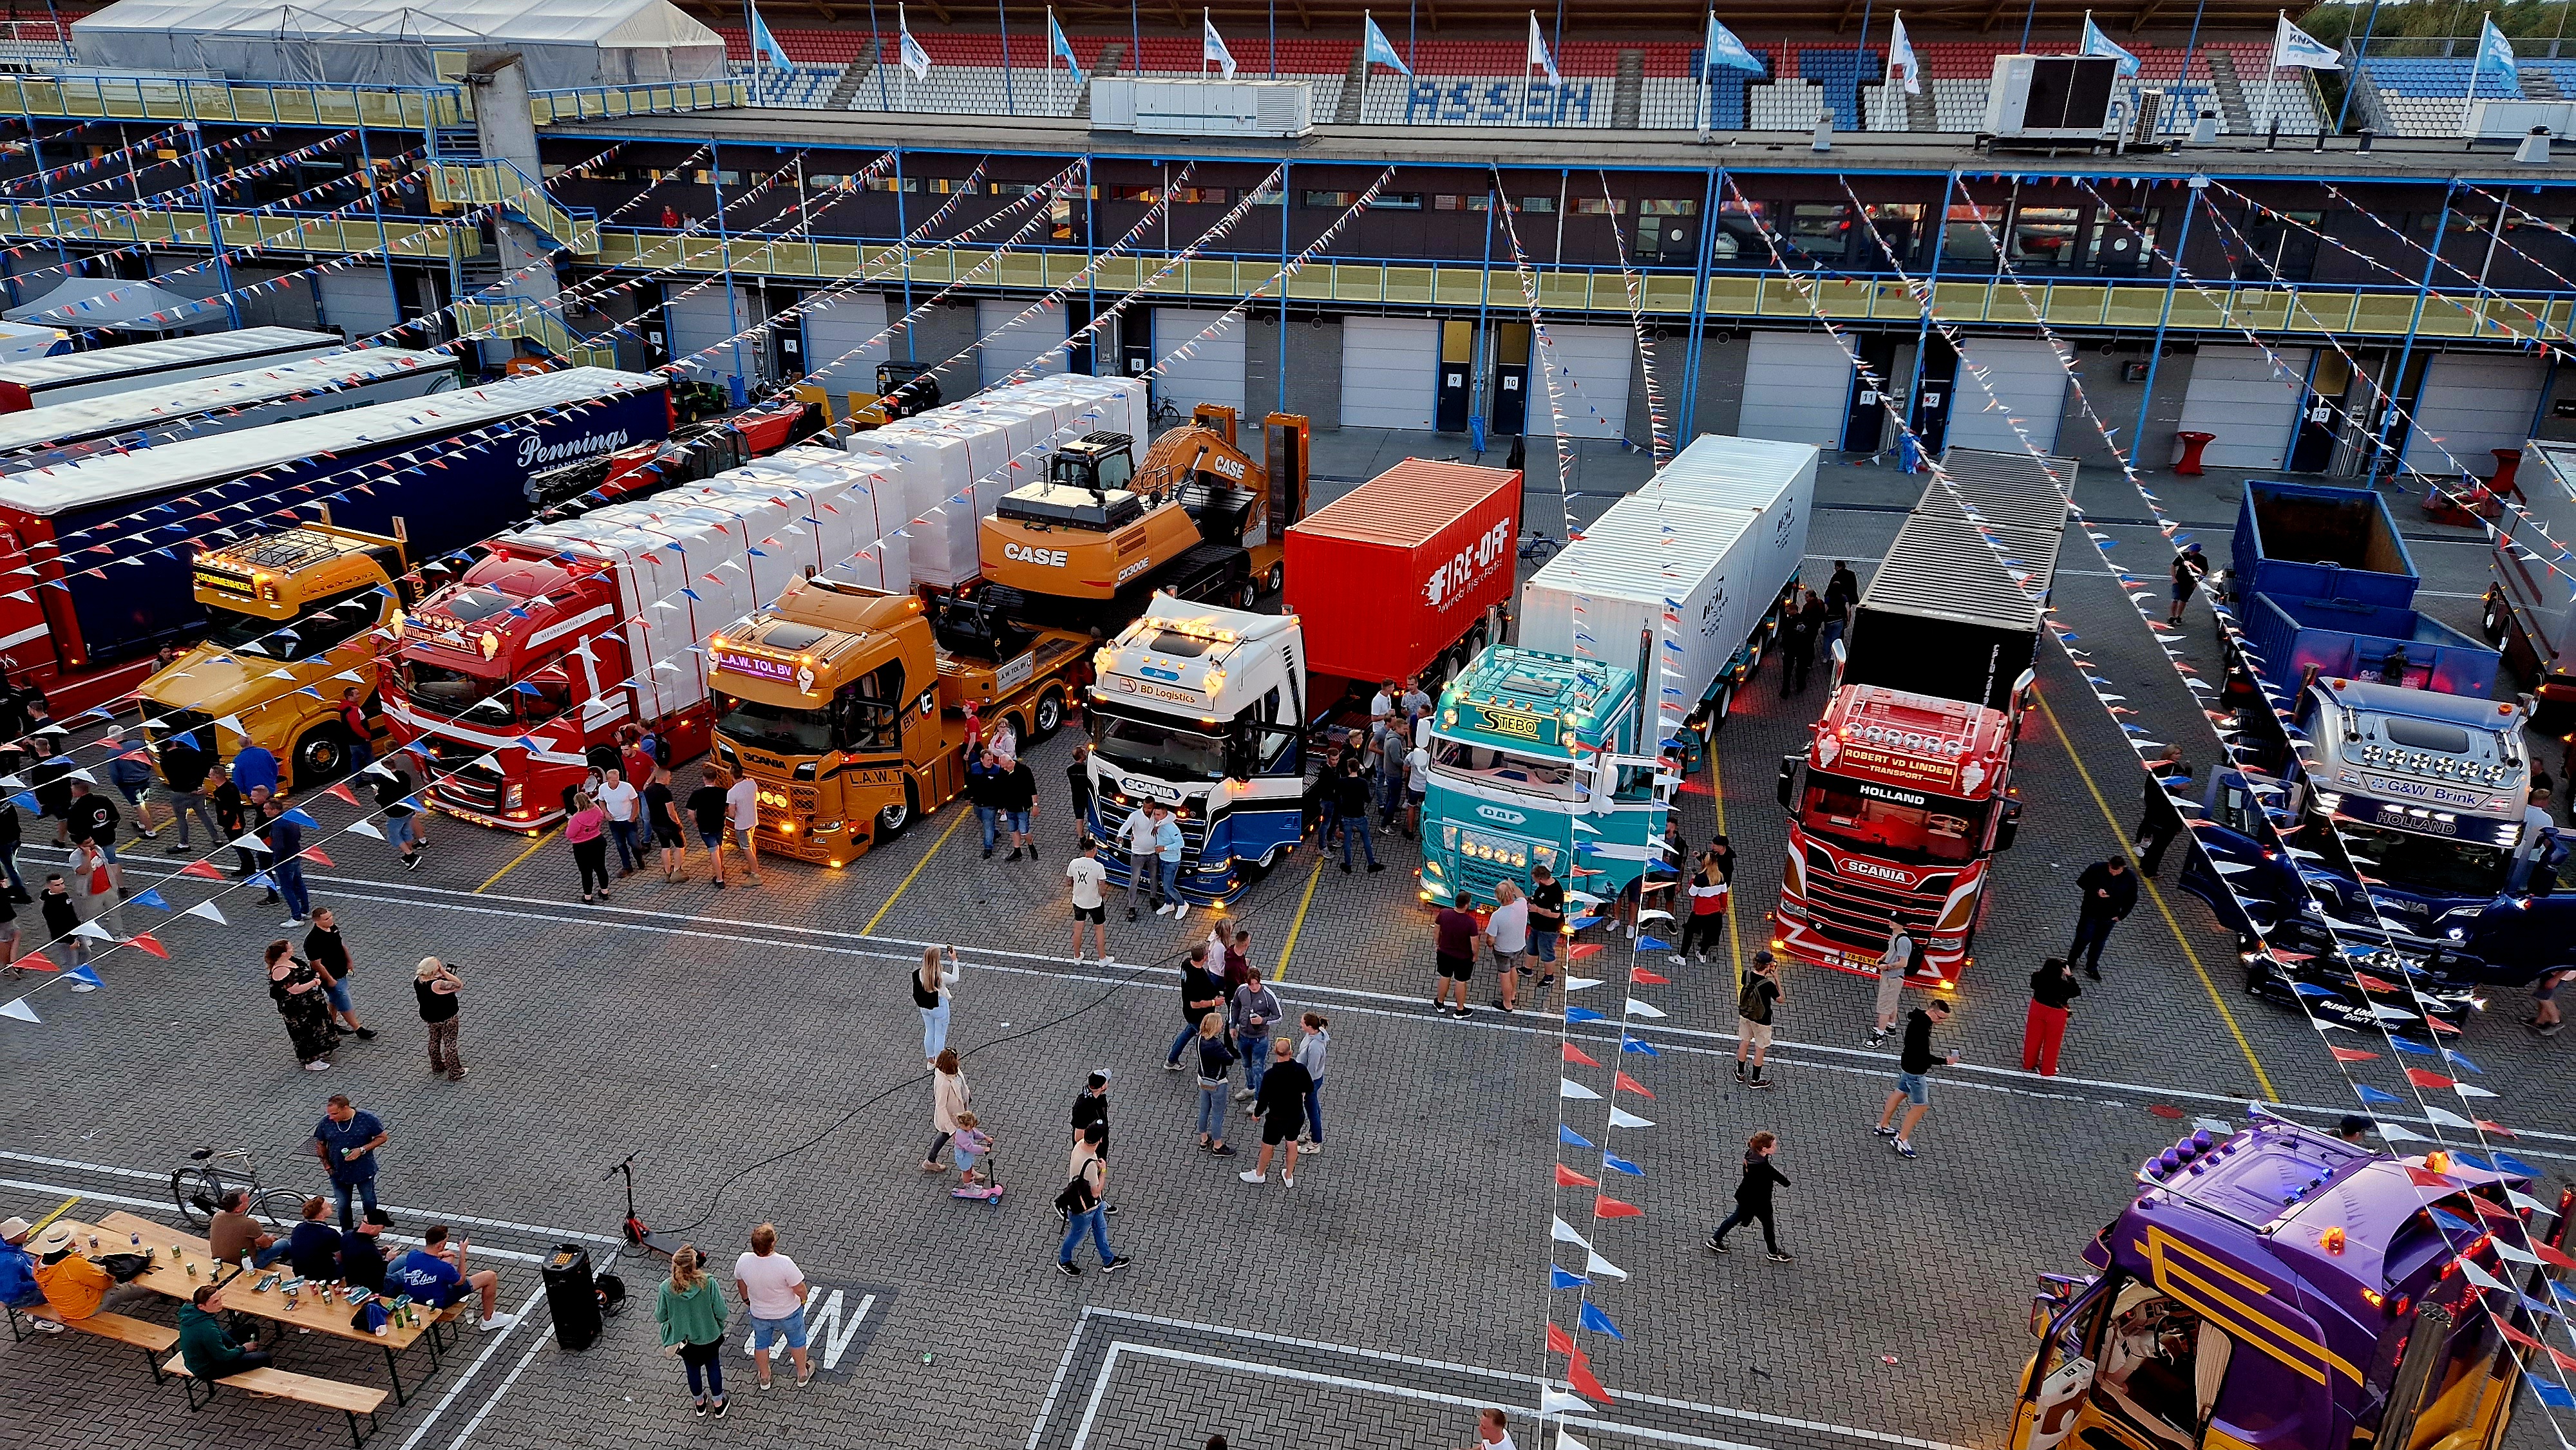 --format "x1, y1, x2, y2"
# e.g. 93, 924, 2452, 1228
863, 808, 971, 934
475, 825, 558, 894
1273, 852, 1324, 981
